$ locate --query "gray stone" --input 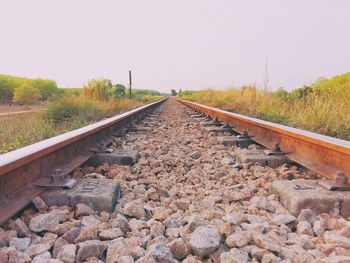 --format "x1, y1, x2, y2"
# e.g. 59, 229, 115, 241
221, 156, 235, 165
57, 244, 76, 263
168, 238, 190, 260
29, 213, 59, 232
252, 233, 281, 253
123, 199, 146, 219
75, 203, 95, 218
323, 231, 350, 249
144, 243, 173, 263
220, 248, 249, 263
251, 196, 276, 213
270, 214, 296, 225
189, 226, 221, 258
31, 251, 52, 263
99, 228, 124, 240
9, 237, 31, 252
76, 240, 106, 262
297, 221, 314, 236
297, 209, 316, 224
32, 197, 48, 213
26, 243, 51, 258
188, 151, 201, 159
